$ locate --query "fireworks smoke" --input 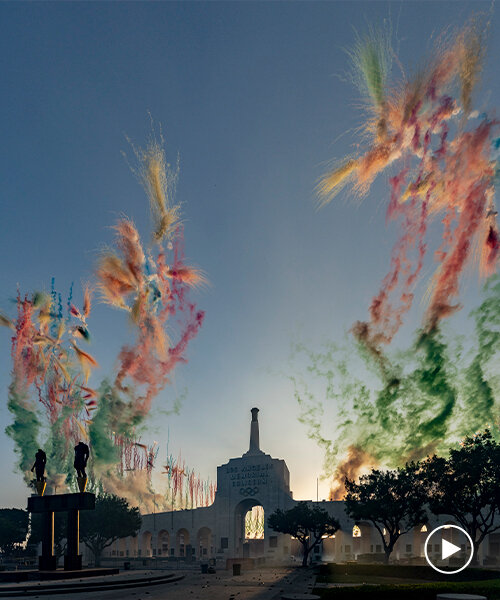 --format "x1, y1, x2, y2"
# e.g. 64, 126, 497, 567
292, 277, 500, 497
305, 15, 500, 497
321, 16, 499, 357
2, 130, 205, 508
